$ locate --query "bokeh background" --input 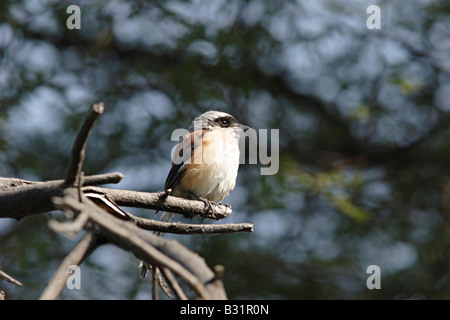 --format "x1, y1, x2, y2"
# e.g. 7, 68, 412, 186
1, 0, 450, 299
